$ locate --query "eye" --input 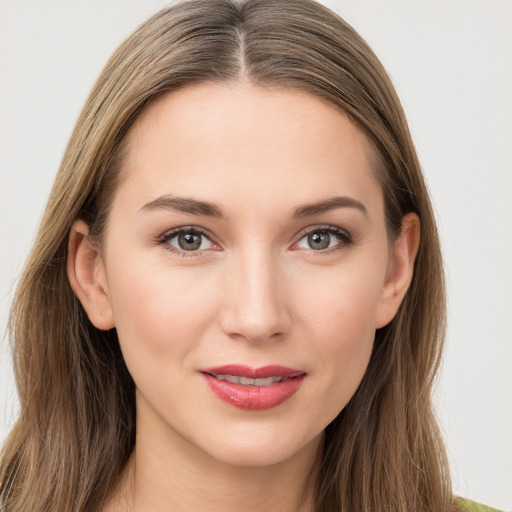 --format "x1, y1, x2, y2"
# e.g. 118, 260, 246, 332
160, 228, 214, 253
295, 227, 352, 252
